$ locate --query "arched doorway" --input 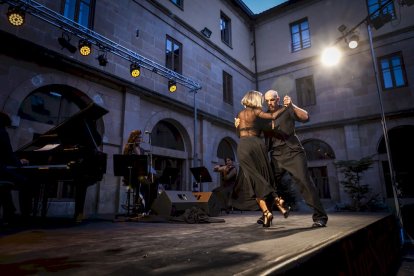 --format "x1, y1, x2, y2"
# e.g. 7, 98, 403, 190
151, 120, 186, 191
303, 139, 336, 199
378, 125, 414, 198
